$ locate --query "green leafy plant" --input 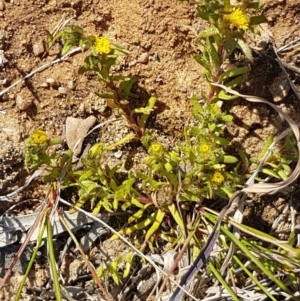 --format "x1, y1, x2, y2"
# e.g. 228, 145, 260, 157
47, 25, 156, 142
187, 0, 266, 101
18, 2, 300, 300
24, 129, 73, 183
253, 133, 298, 180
